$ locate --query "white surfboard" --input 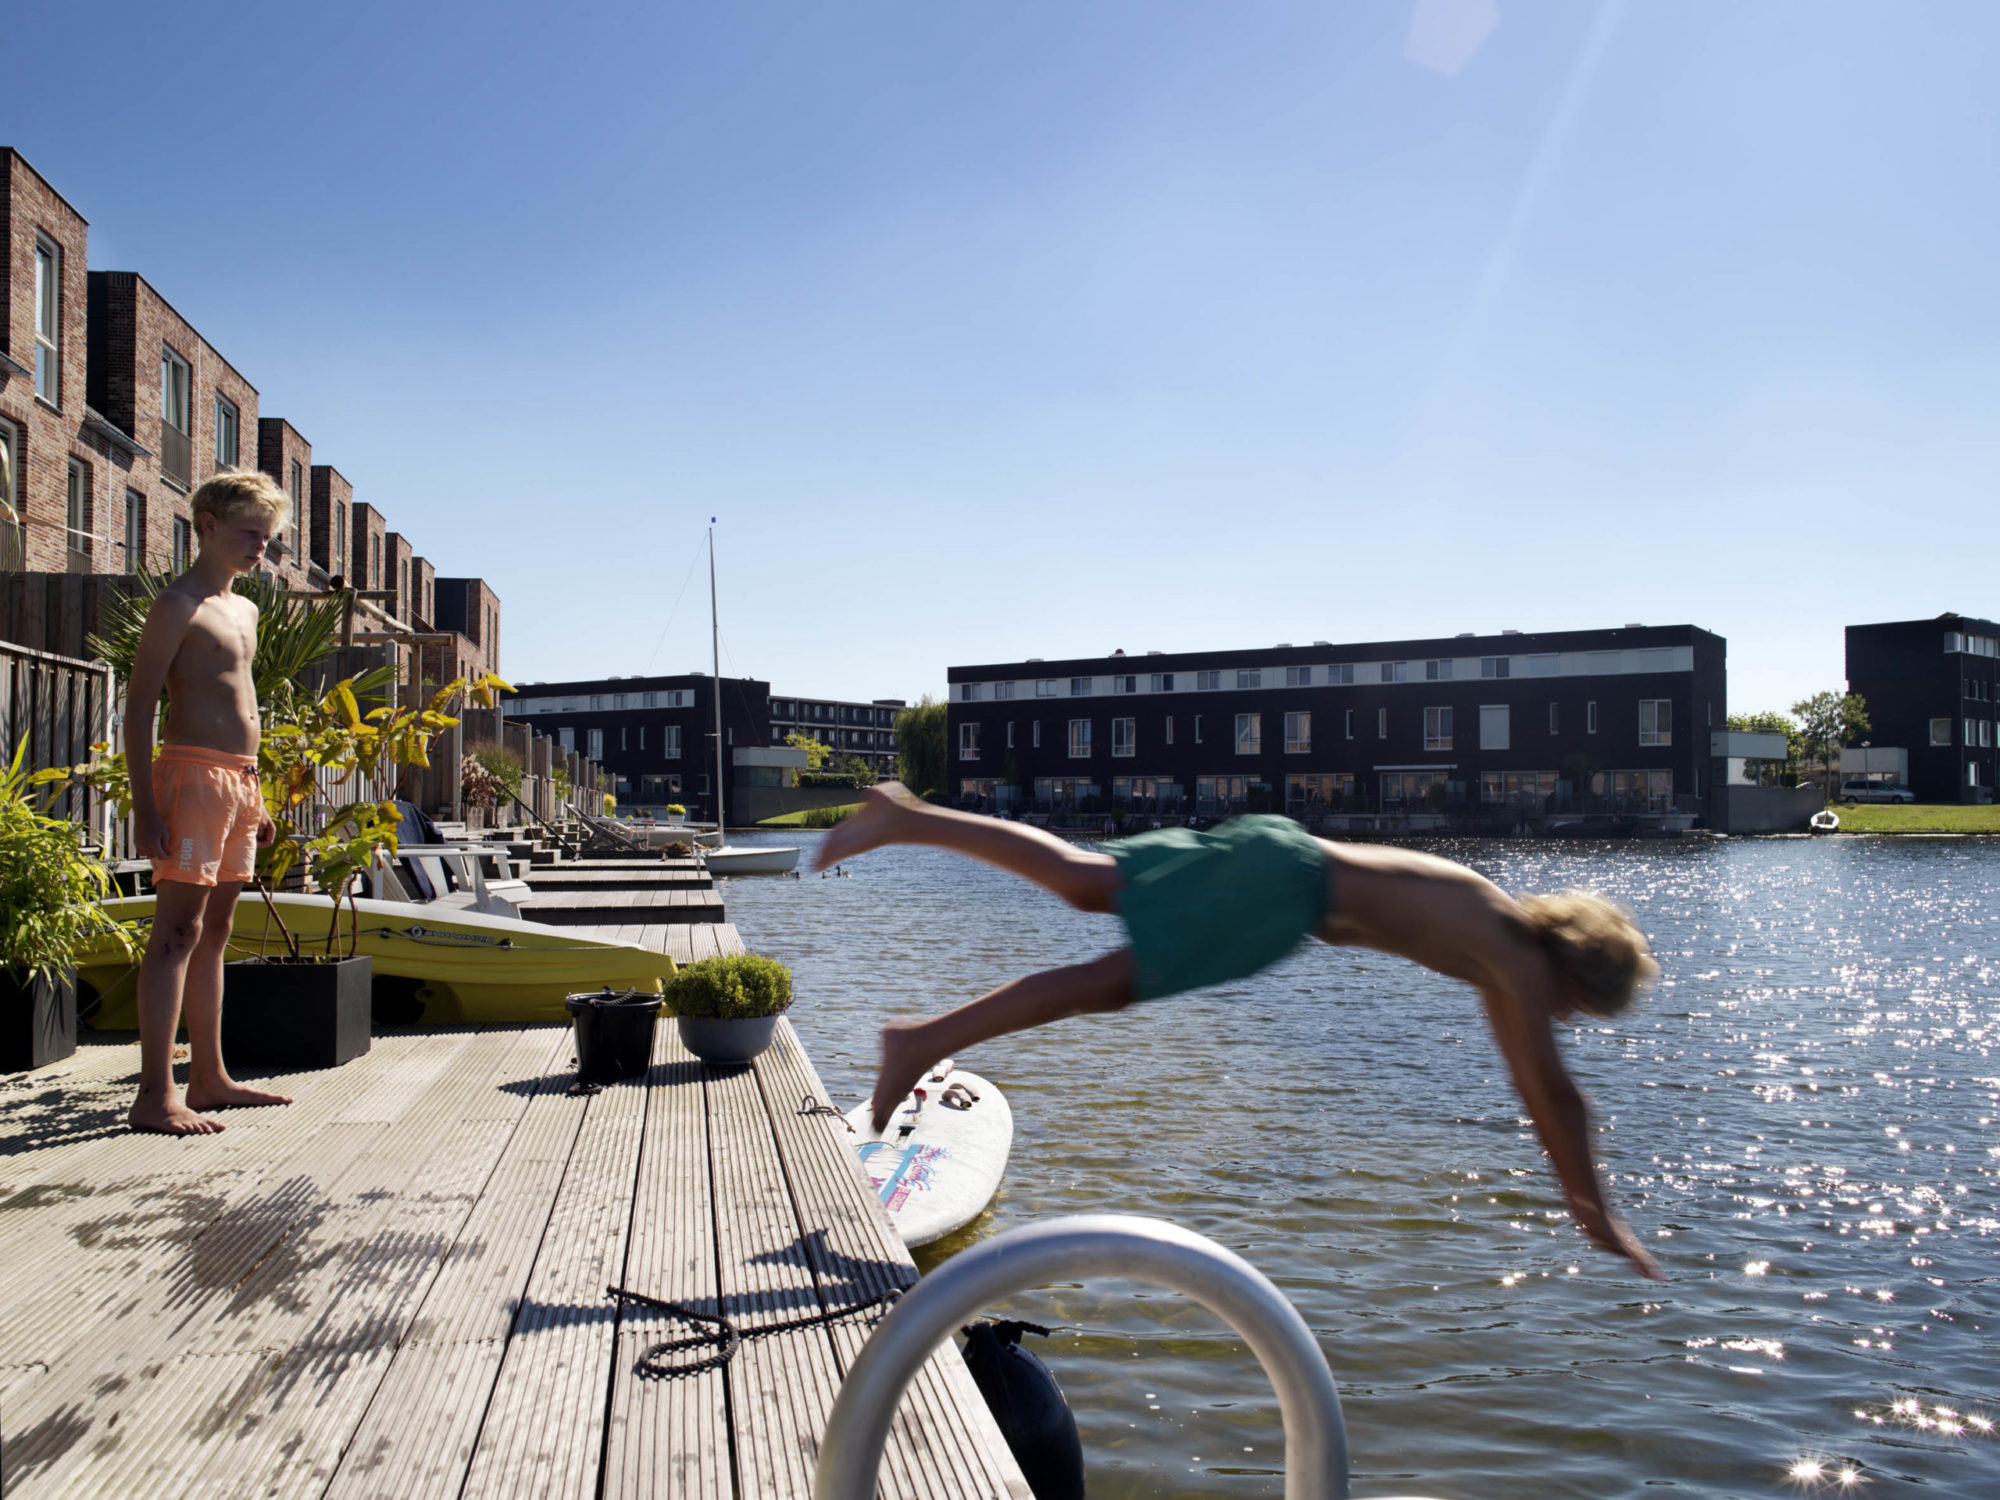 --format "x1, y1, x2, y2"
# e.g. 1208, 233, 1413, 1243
847, 1060, 1012, 1248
